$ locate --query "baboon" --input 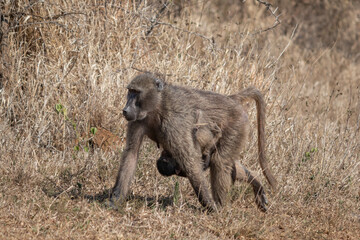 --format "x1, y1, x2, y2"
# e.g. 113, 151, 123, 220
111, 73, 277, 211
156, 150, 198, 177
156, 111, 269, 211
157, 109, 221, 178
193, 110, 222, 158
156, 114, 218, 177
